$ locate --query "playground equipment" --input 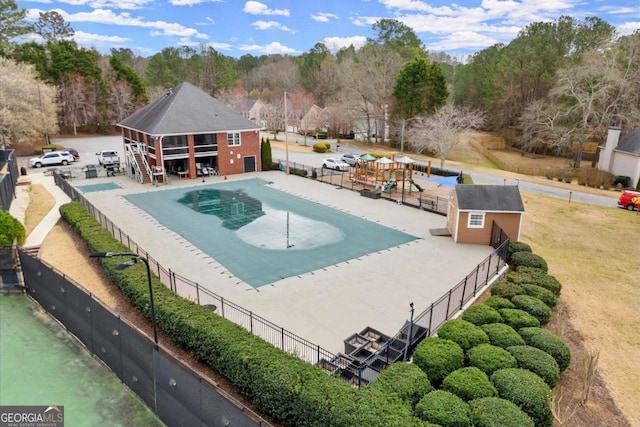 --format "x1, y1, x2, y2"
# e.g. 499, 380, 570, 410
409, 179, 424, 193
